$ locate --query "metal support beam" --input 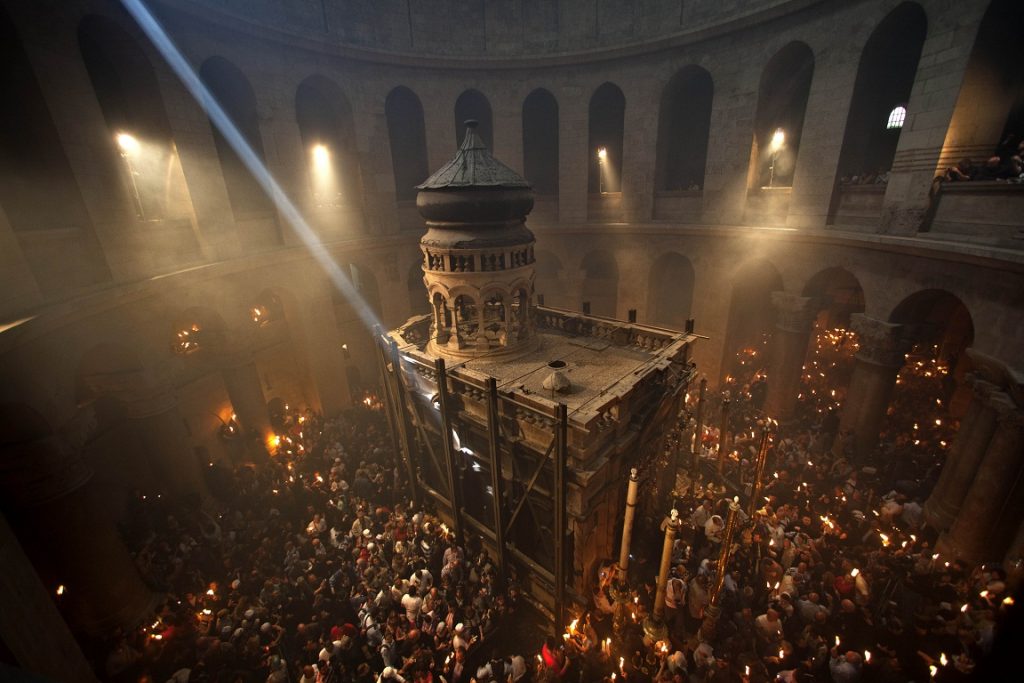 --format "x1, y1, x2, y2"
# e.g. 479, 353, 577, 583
692, 377, 707, 471
553, 402, 568, 631
375, 334, 419, 505
434, 358, 465, 546
504, 437, 556, 536
387, 341, 419, 505
486, 377, 508, 585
